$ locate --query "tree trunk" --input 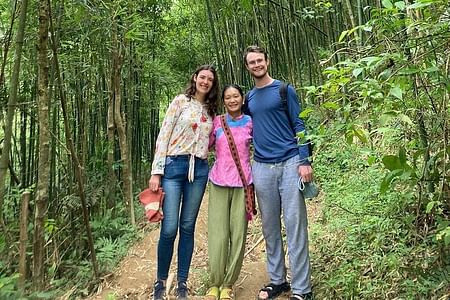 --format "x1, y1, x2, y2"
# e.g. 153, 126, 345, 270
33, 0, 50, 290
18, 191, 30, 290
205, 0, 221, 66
343, 0, 361, 47
357, 0, 364, 43
107, 69, 117, 211
111, 20, 135, 225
